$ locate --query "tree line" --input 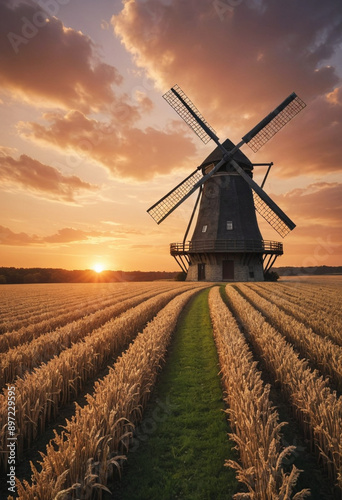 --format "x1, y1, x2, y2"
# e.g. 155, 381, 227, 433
0, 267, 182, 284
0, 266, 340, 284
